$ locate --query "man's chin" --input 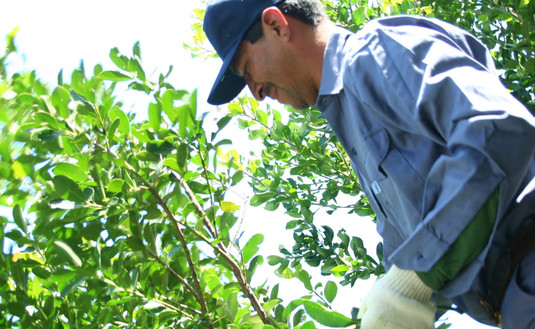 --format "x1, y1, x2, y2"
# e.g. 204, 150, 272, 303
281, 99, 311, 110
291, 102, 313, 110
